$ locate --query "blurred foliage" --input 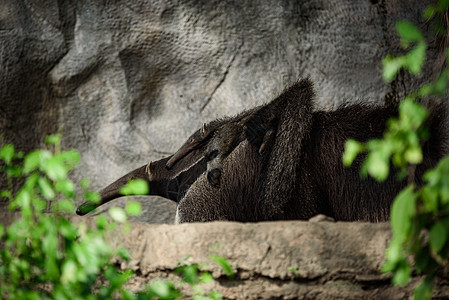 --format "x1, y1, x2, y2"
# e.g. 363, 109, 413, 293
343, 1, 449, 299
0, 134, 138, 299
0, 135, 233, 299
